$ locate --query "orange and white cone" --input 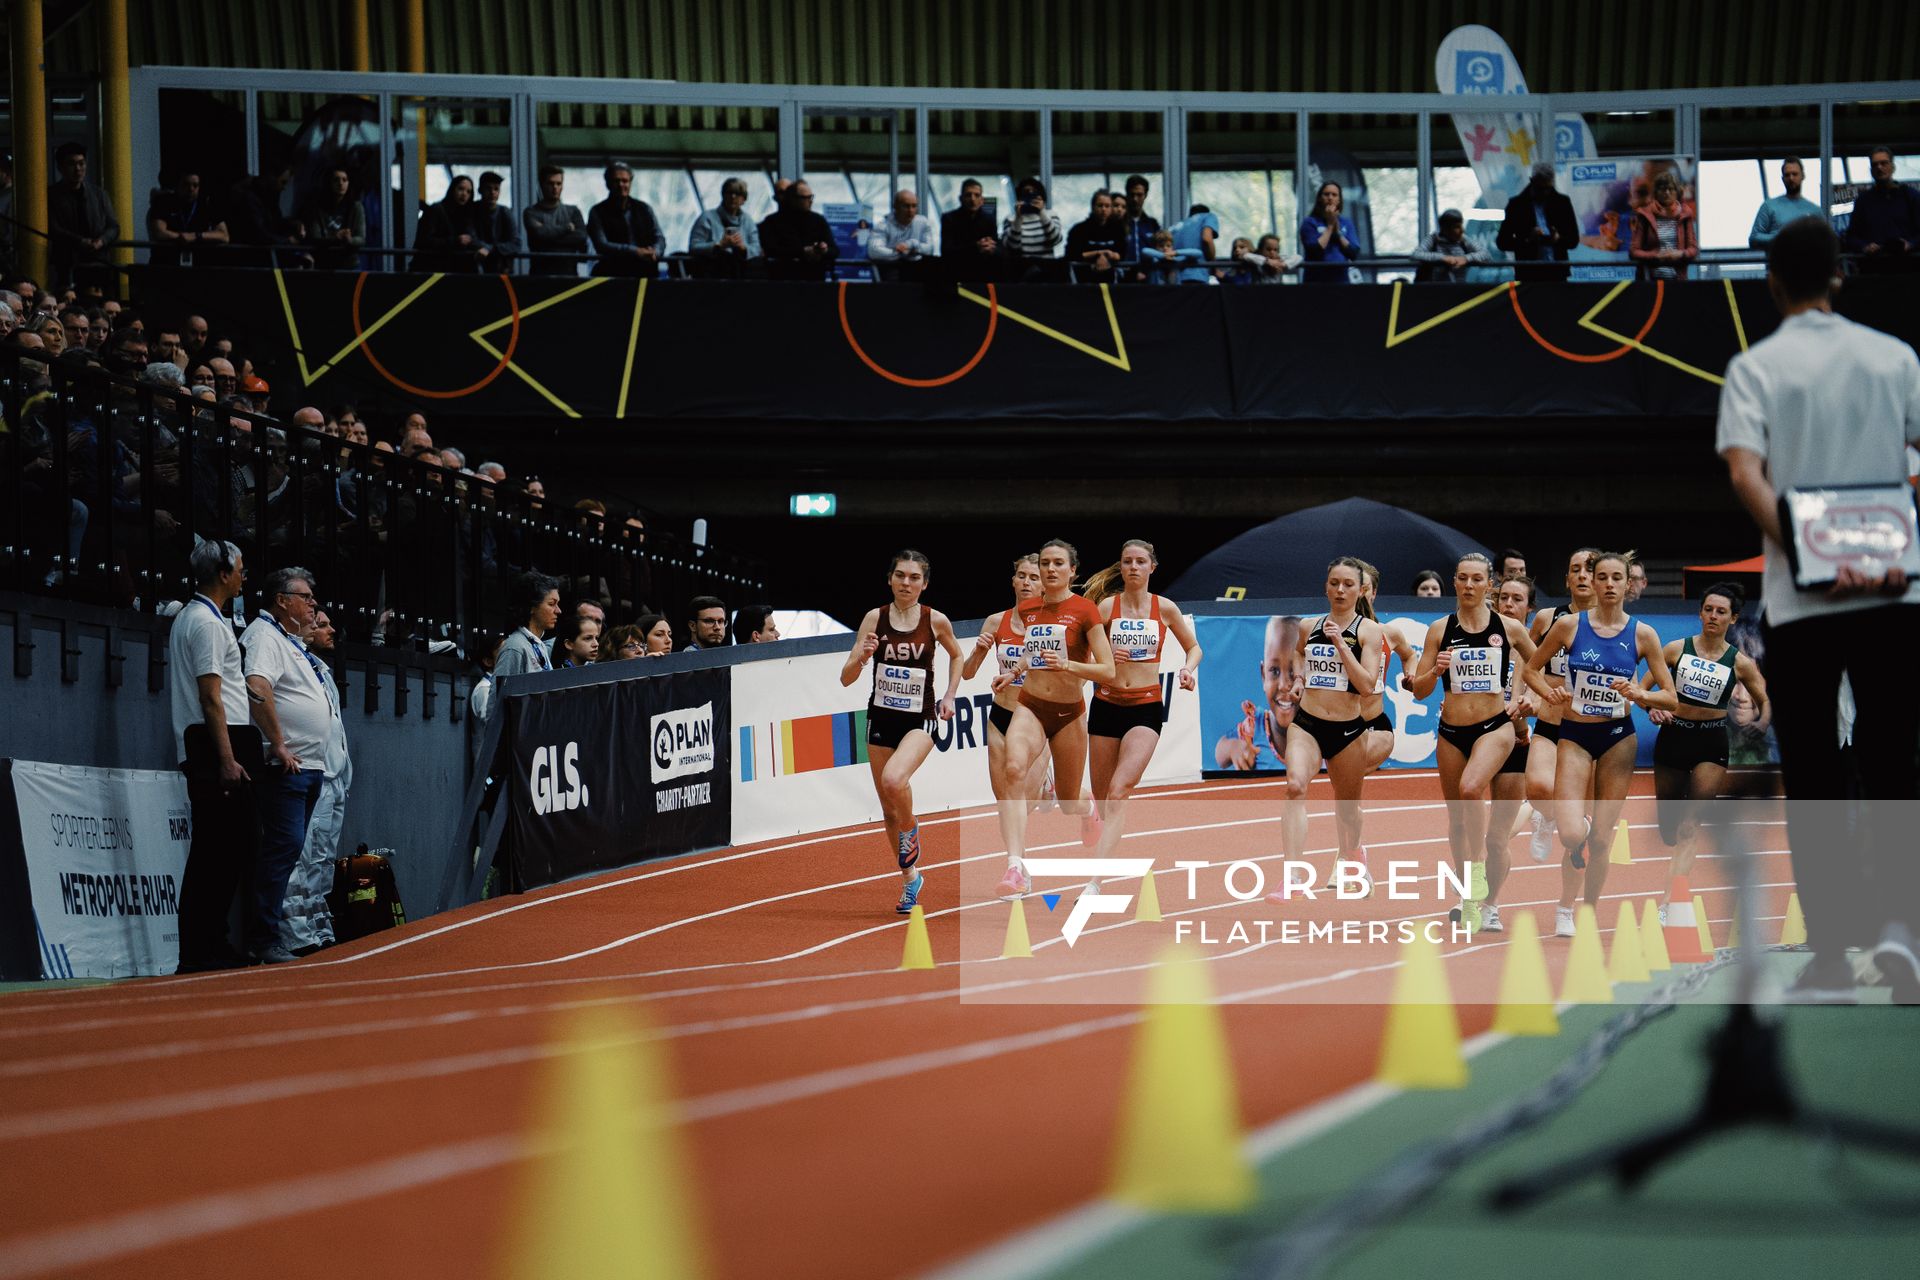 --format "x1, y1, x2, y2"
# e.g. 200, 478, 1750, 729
1663, 875, 1711, 963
